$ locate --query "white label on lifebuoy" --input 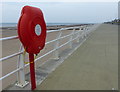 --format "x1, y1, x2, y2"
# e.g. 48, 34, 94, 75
35, 24, 42, 36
